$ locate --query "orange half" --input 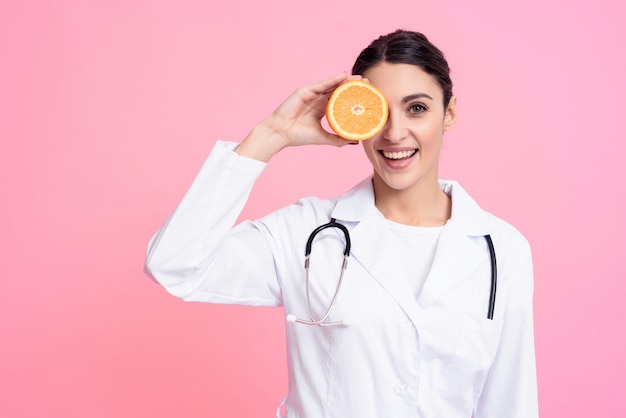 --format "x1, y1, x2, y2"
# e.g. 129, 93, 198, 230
326, 80, 388, 141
